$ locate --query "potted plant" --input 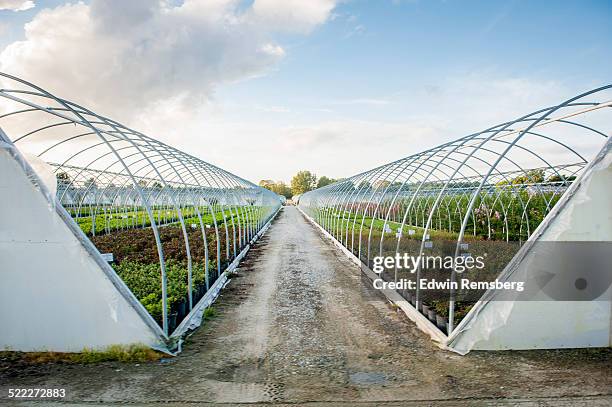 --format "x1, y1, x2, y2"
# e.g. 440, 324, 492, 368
436, 315, 447, 332
421, 303, 430, 316
198, 285, 206, 300
177, 299, 187, 320
168, 312, 178, 333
